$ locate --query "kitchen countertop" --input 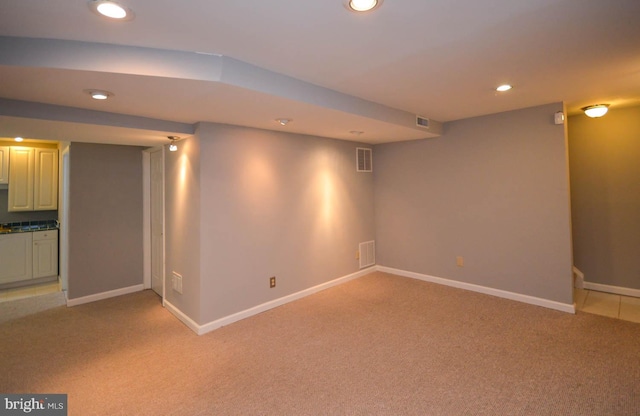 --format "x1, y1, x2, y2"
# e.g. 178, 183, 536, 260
0, 220, 59, 234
